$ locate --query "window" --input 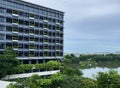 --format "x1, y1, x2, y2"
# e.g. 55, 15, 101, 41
43, 10, 48, 15
0, 17, 4, 22
0, 8, 5, 13
0, 43, 4, 49
6, 26, 12, 32
29, 7, 34, 12
13, 19, 18, 24
12, 27, 18, 32
0, 25, 5, 31
0, 34, 4, 40
34, 8, 39, 14
6, 18, 12, 23
13, 10, 19, 15
17, 4, 24, 9
24, 13, 29, 17
7, 1, 13, 7
7, 9, 12, 14
39, 9, 43, 14
19, 19, 24, 25
24, 20, 29, 26
48, 11, 52, 16
29, 14, 34, 18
